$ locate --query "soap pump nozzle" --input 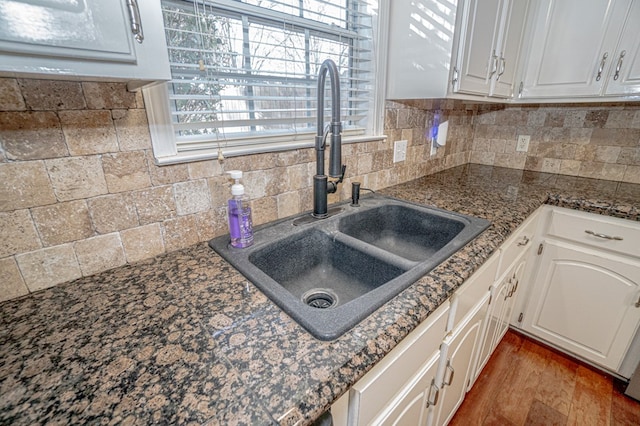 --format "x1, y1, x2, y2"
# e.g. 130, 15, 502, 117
228, 170, 245, 196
